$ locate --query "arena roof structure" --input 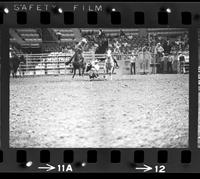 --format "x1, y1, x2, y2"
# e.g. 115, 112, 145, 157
10, 28, 188, 51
